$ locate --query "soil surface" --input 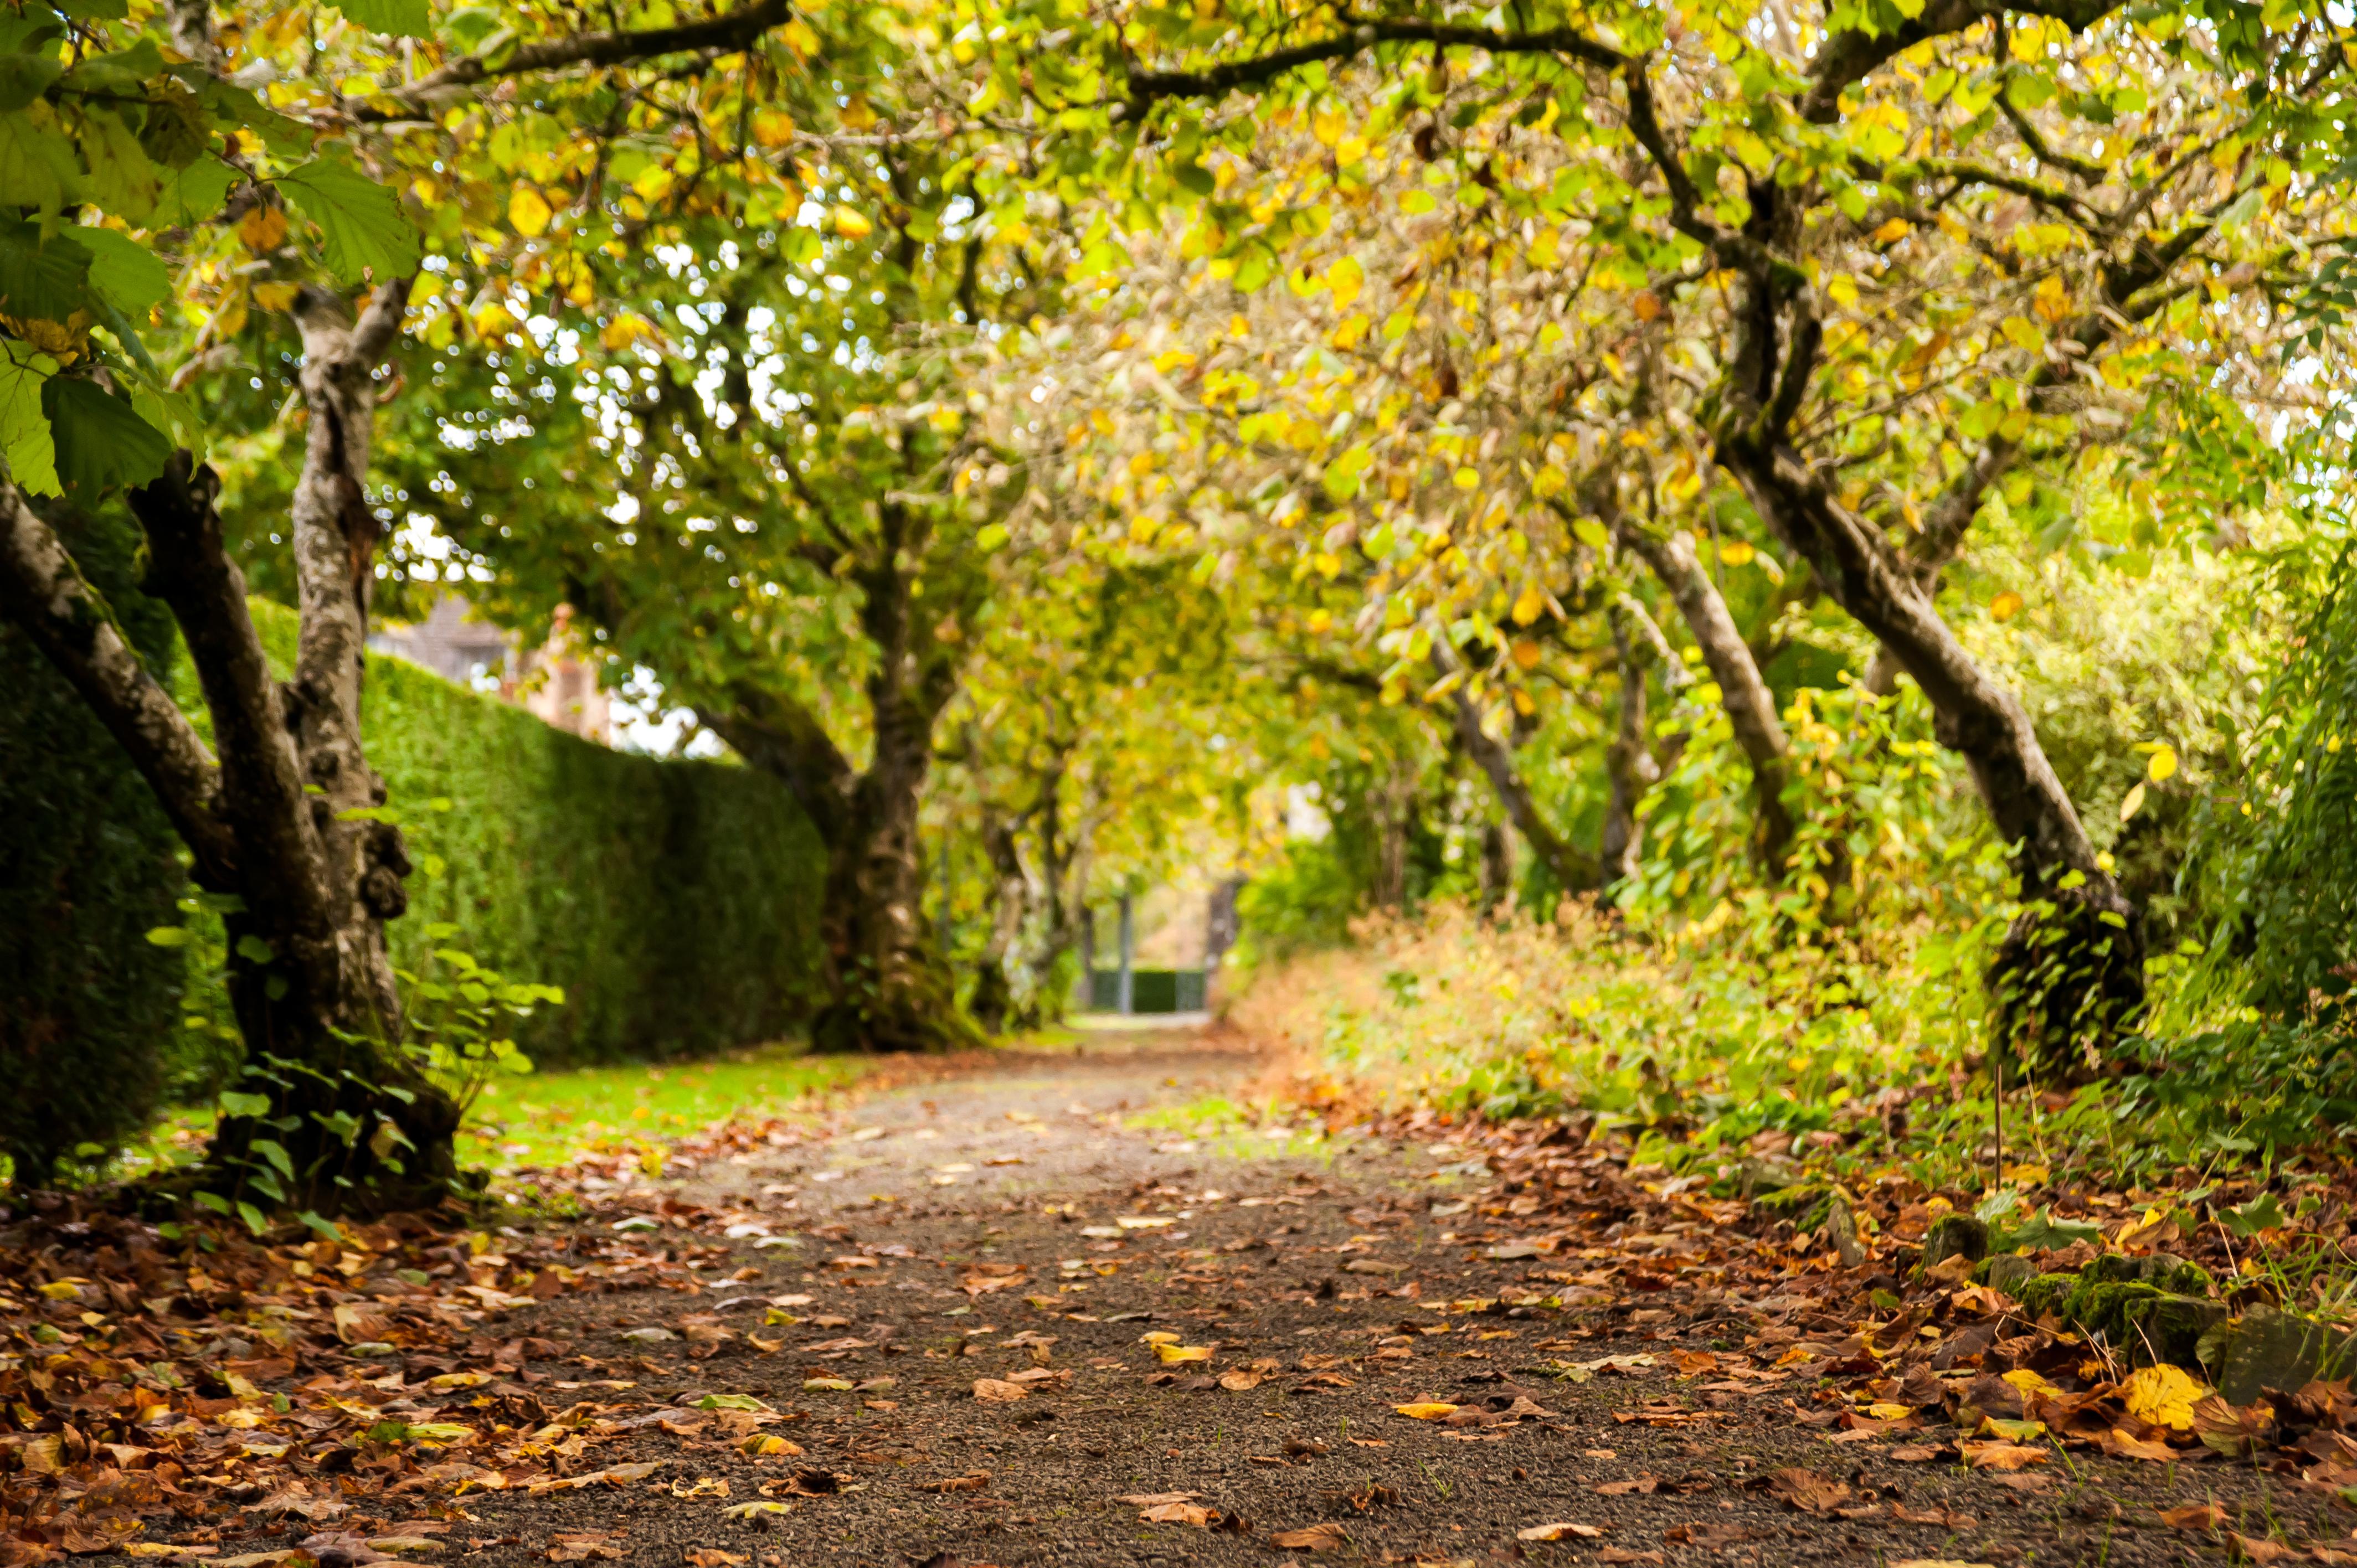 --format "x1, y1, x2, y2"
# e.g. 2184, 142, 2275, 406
306, 1033, 2328, 1567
